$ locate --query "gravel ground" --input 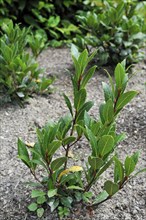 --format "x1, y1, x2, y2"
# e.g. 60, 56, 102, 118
0, 47, 146, 220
